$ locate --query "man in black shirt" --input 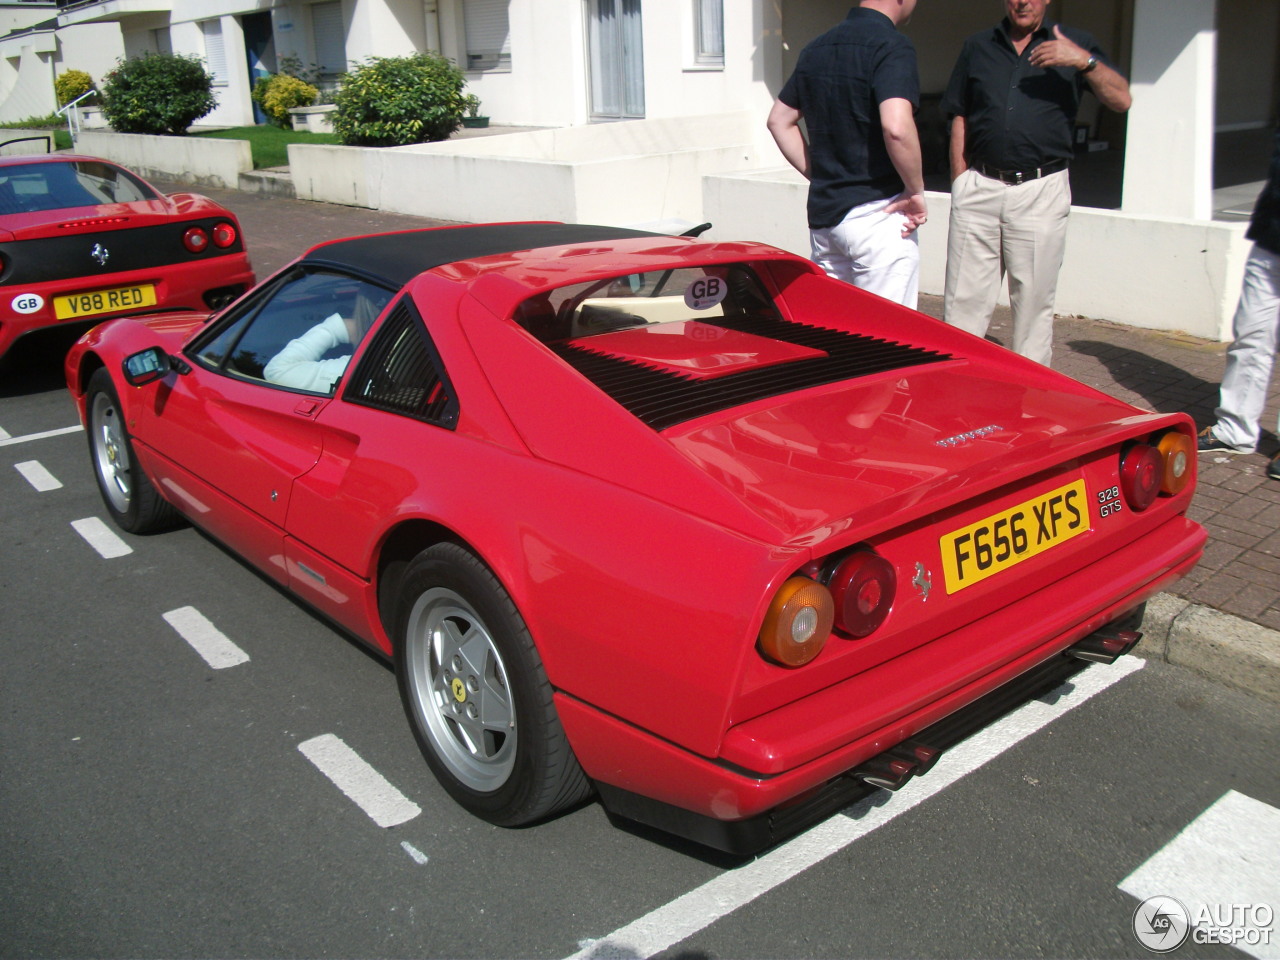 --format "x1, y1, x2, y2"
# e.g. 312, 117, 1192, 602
1198, 123, 1280, 481
767, 1, 927, 308
941, 0, 1130, 365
